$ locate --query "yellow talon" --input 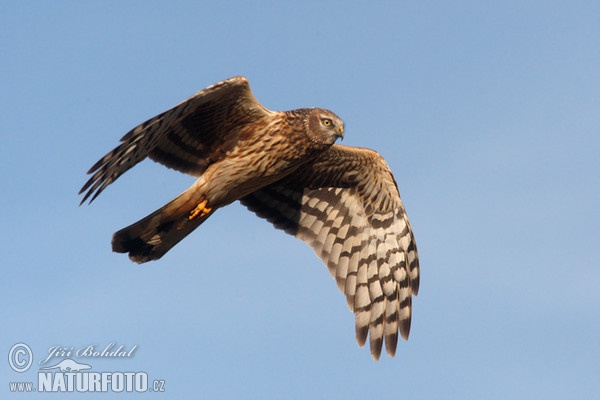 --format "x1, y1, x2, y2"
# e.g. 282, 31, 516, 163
189, 200, 212, 220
